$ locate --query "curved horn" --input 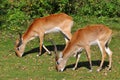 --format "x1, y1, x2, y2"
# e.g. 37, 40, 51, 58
19, 33, 22, 39
17, 33, 23, 47
49, 38, 58, 61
